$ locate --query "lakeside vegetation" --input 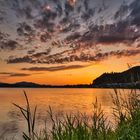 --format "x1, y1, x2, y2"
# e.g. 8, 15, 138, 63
13, 89, 140, 140
92, 66, 140, 88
